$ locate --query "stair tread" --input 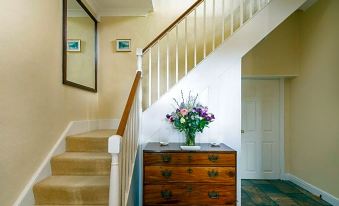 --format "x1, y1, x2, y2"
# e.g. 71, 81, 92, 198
68, 130, 116, 139
53, 152, 111, 160
34, 176, 109, 204
51, 152, 111, 176
35, 176, 109, 188
66, 130, 116, 152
